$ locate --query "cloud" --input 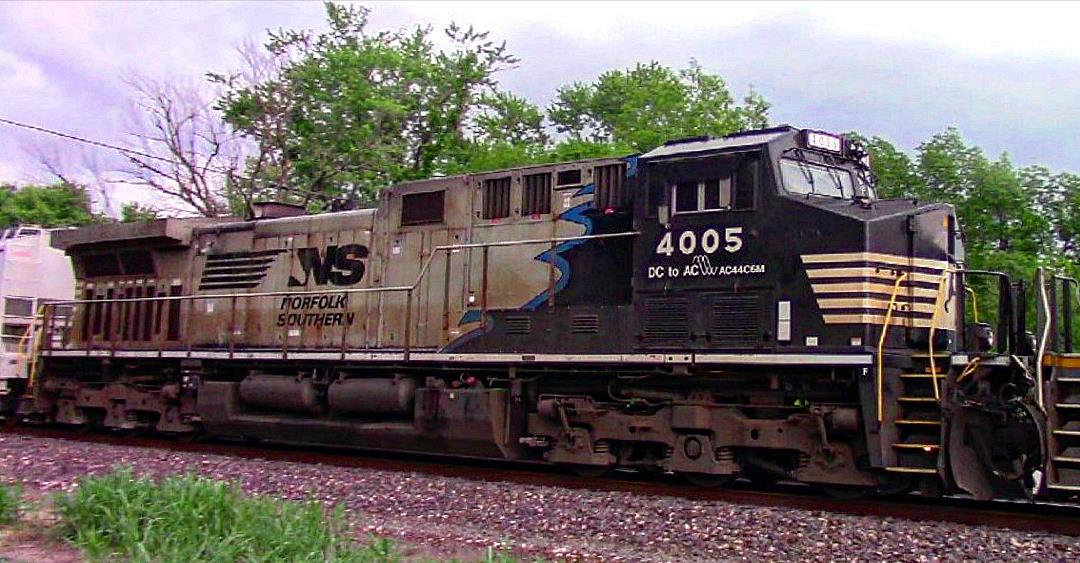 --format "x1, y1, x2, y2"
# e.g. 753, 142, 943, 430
0, 48, 46, 92
815, 1, 1080, 57
0, 0, 1077, 207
